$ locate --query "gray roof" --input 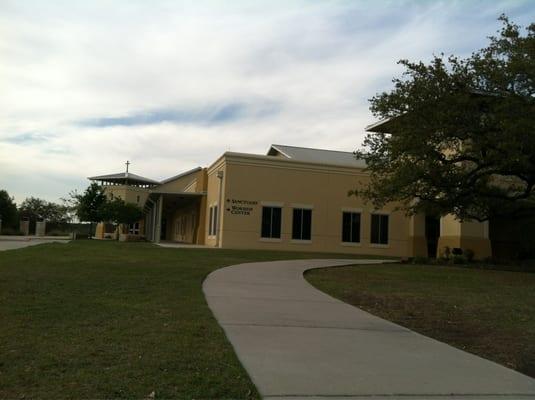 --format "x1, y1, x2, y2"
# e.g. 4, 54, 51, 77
88, 172, 160, 185
160, 167, 203, 184
267, 144, 366, 168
